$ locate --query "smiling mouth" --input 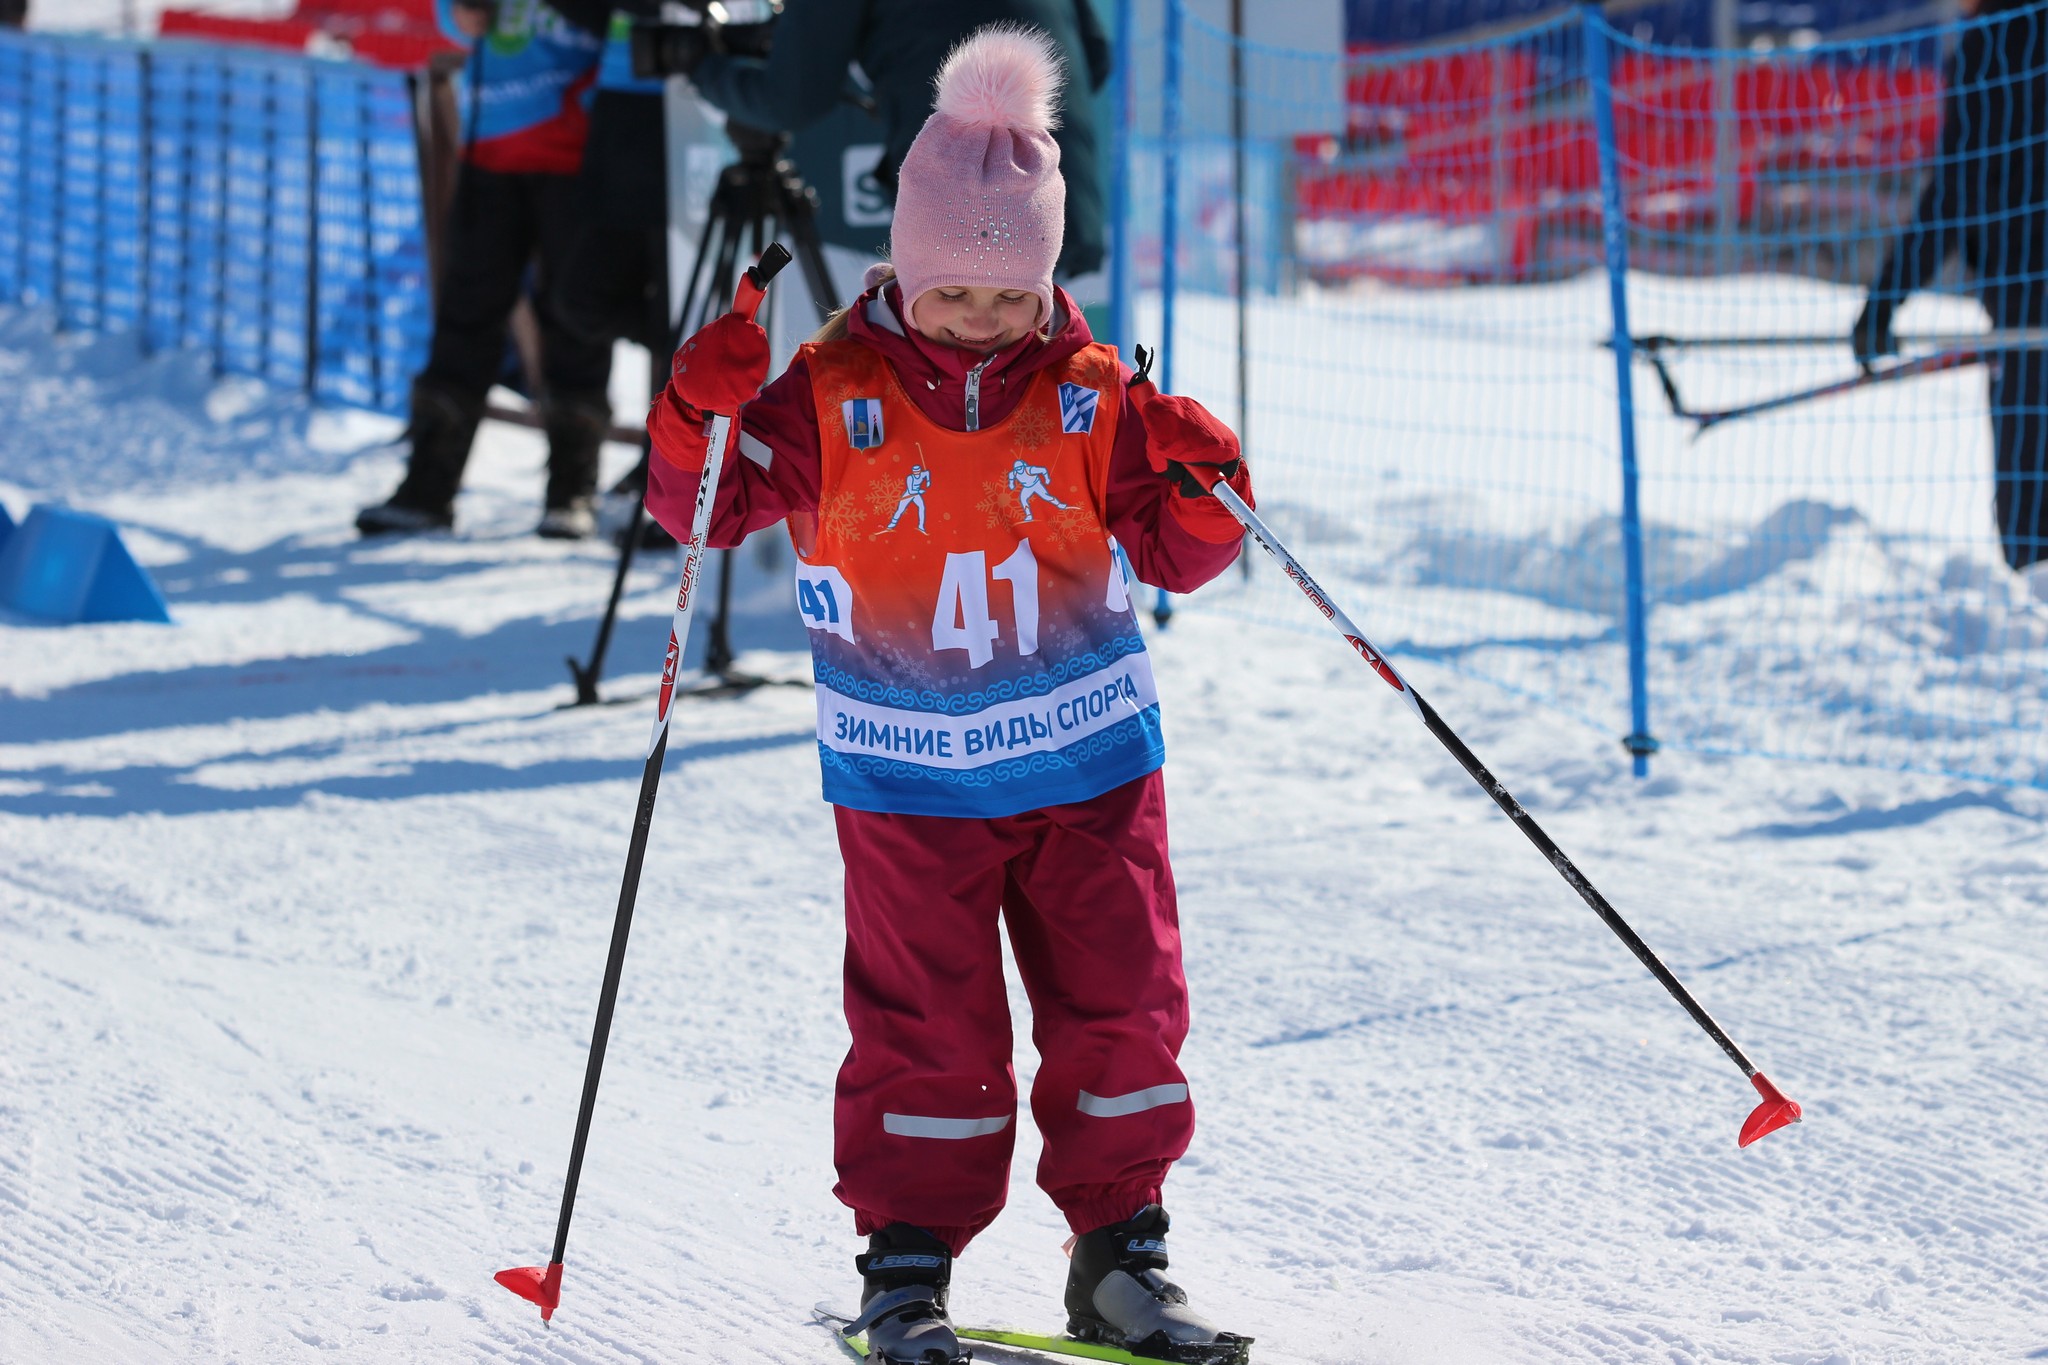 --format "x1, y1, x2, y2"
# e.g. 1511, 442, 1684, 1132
948, 330, 1002, 348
